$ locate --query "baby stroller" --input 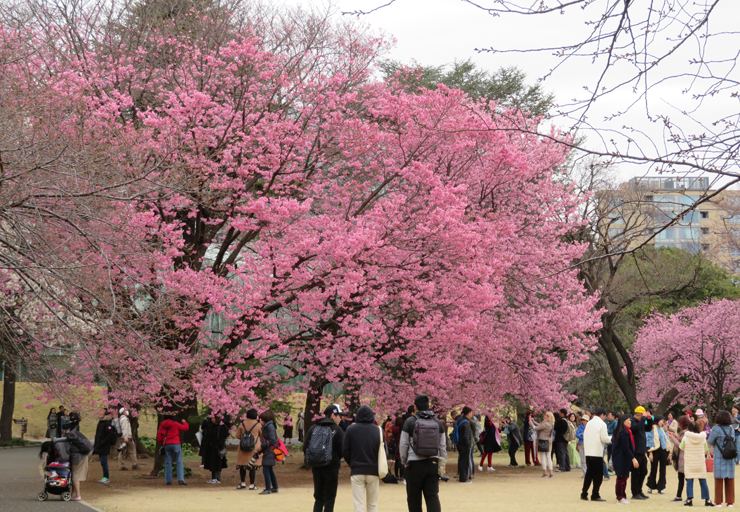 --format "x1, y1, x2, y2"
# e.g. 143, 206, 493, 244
39, 458, 73, 501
